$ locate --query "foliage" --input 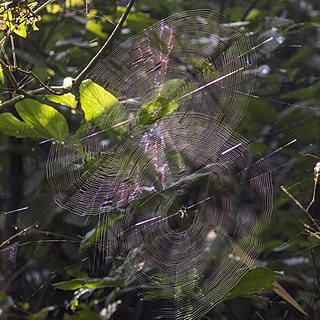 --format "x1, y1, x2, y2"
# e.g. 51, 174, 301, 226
0, 0, 320, 319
